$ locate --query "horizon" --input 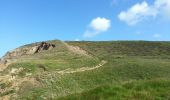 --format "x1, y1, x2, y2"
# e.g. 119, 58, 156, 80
0, 0, 170, 57
1, 39, 170, 58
